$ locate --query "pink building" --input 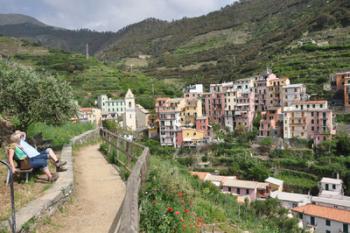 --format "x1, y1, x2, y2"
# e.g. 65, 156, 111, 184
196, 116, 209, 136
281, 84, 308, 107
233, 91, 255, 131
255, 72, 276, 112
259, 108, 283, 137
222, 179, 270, 202
202, 92, 225, 125
283, 100, 336, 144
